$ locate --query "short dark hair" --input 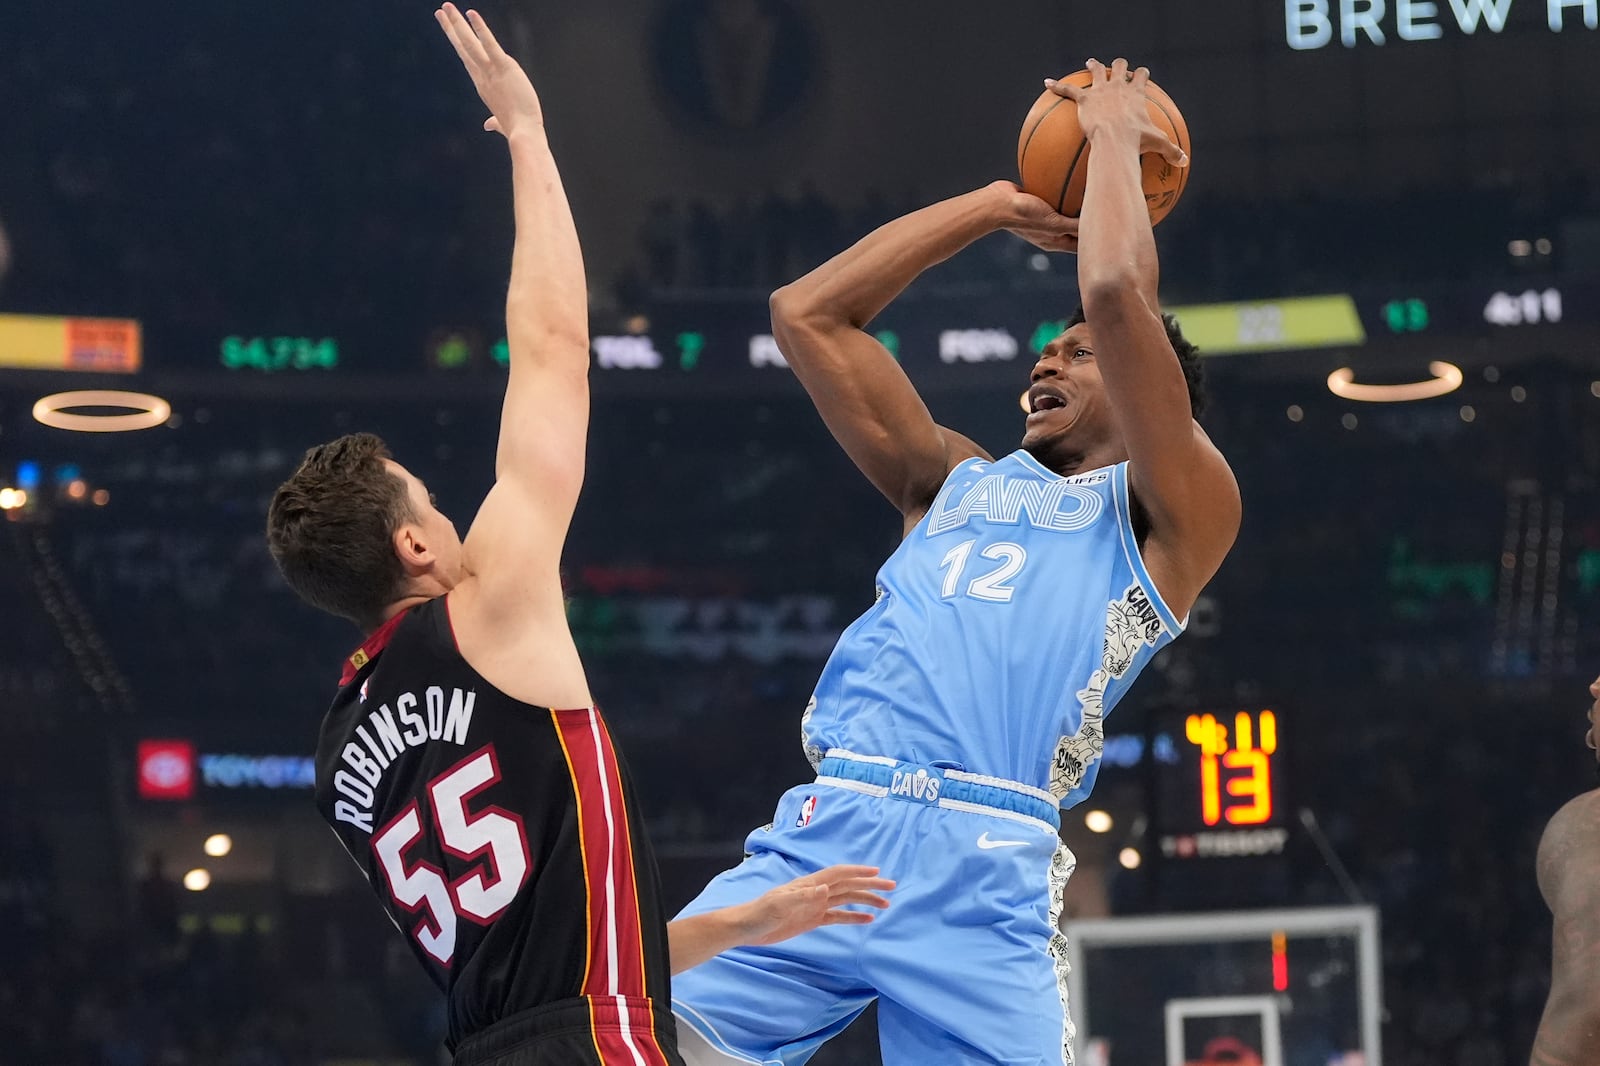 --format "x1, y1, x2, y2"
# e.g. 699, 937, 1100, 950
266, 433, 414, 627
1066, 306, 1208, 419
